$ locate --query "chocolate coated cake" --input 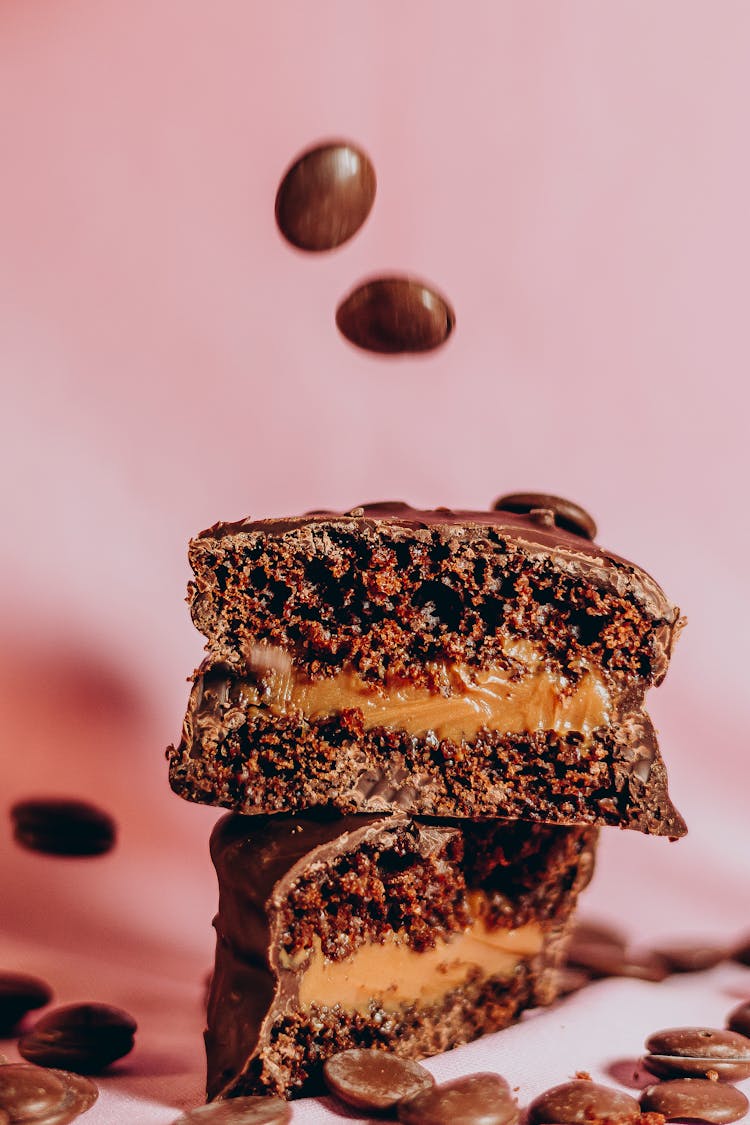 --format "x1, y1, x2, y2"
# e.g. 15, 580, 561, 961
169, 501, 685, 836
206, 811, 597, 1100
